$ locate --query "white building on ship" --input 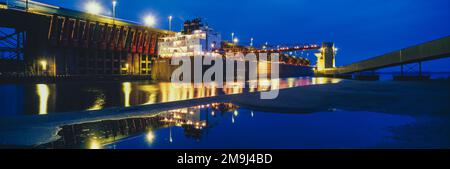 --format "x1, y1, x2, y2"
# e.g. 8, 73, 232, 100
158, 18, 221, 58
